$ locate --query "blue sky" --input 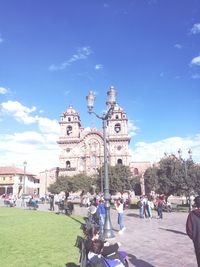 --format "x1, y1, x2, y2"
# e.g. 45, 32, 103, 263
0, 0, 200, 174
